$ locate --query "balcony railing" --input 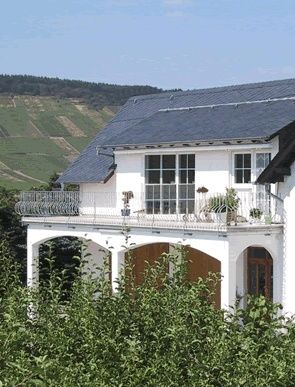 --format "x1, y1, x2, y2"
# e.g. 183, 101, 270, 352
15, 190, 284, 230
